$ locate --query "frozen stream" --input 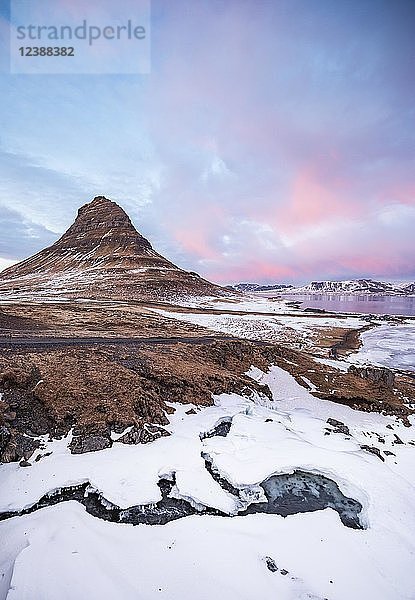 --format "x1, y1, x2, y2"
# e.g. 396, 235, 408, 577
0, 468, 363, 529
0, 413, 363, 530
